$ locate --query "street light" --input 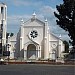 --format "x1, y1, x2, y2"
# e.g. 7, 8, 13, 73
7, 43, 11, 62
